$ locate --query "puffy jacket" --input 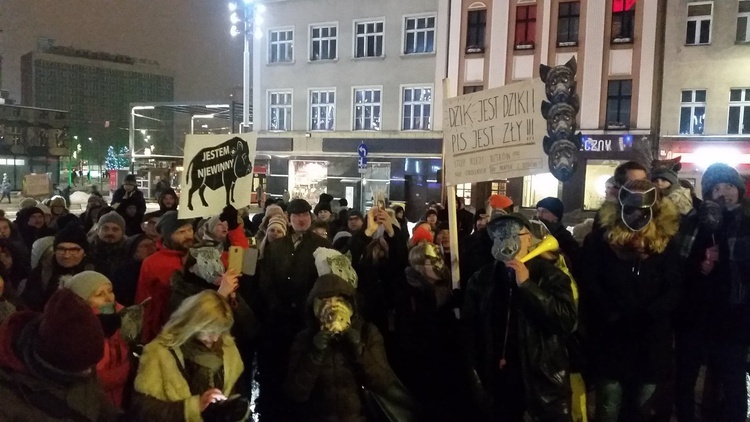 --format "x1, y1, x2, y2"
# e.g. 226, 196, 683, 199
462, 258, 577, 420
135, 247, 186, 343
